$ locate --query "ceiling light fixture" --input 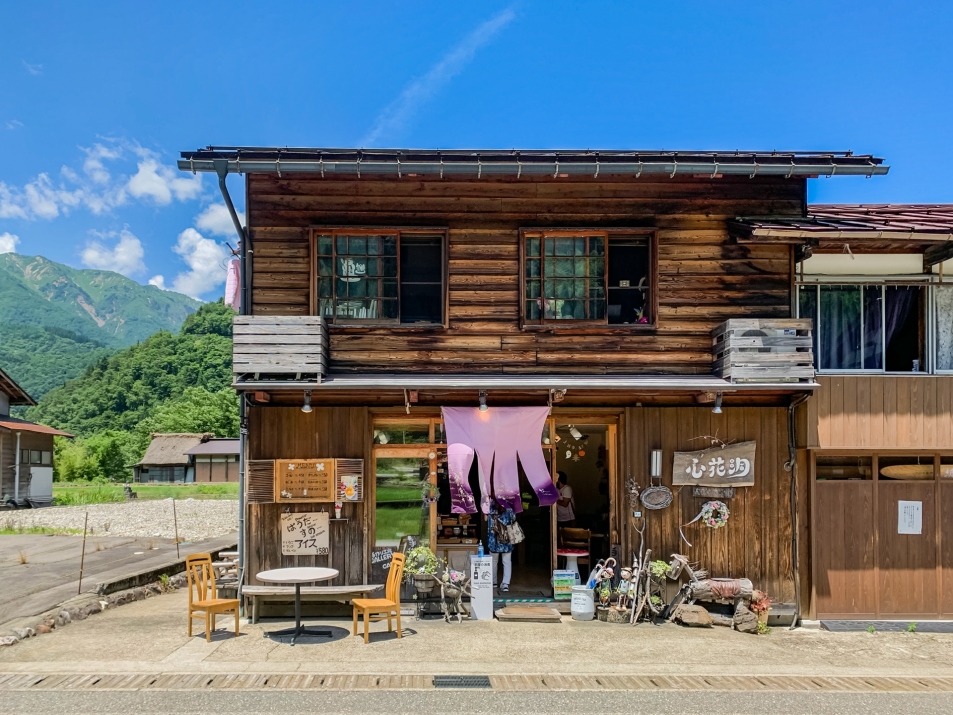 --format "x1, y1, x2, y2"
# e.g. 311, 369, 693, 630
301, 390, 312, 414
478, 390, 488, 412
712, 392, 723, 414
